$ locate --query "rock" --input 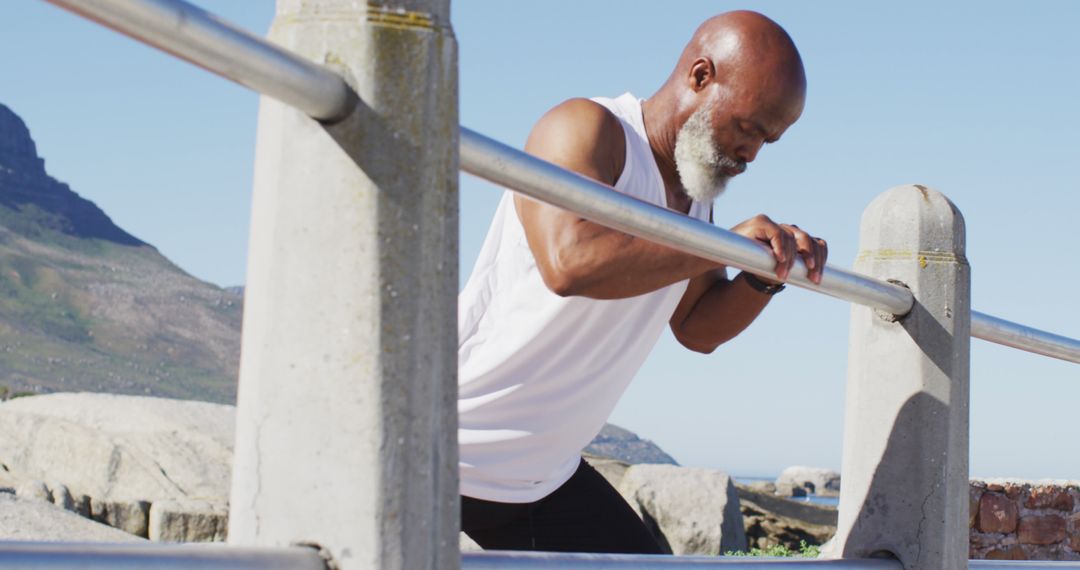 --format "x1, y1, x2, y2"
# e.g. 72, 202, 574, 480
0, 493, 144, 542
0, 393, 234, 539
1026, 487, 1074, 511
969, 486, 981, 528
585, 424, 678, 466
91, 498, 151, 538
149, 500, 228, 542
0, 463, 18, 493
47, 481, 75, 512
460, 533, 482, 552
735, 484, 836, 551
583, 453, 630, 489
978, 492, 1018, 534
1017, 515, 1067, 546
617, 464, 745, 555
986, 546, 1027, 560
15, 480, 50, 502
742, 480, 776, 495
775, 466, 840, 497
72, 493, 92, 518
0, 393, 234, 504
735, 485, 837, 527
